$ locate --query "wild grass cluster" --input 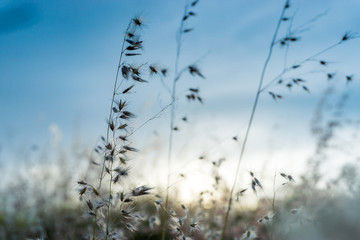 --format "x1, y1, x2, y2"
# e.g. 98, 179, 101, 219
1, 0, 359, 239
